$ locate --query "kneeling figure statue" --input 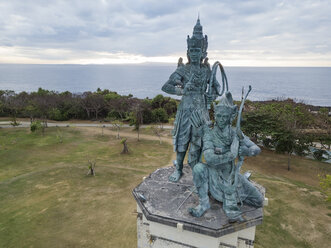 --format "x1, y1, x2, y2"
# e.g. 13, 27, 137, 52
189, 91, 263, 222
